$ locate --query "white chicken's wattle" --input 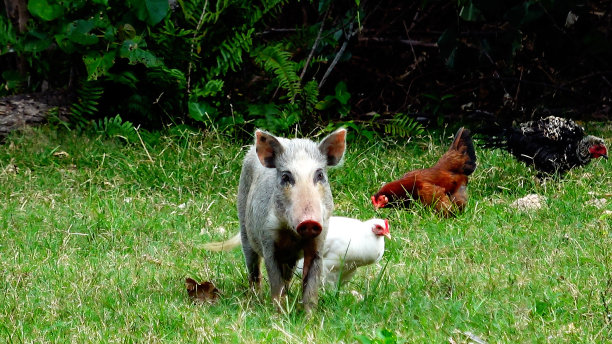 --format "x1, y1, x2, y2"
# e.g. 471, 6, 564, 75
296, 216, 390, 287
